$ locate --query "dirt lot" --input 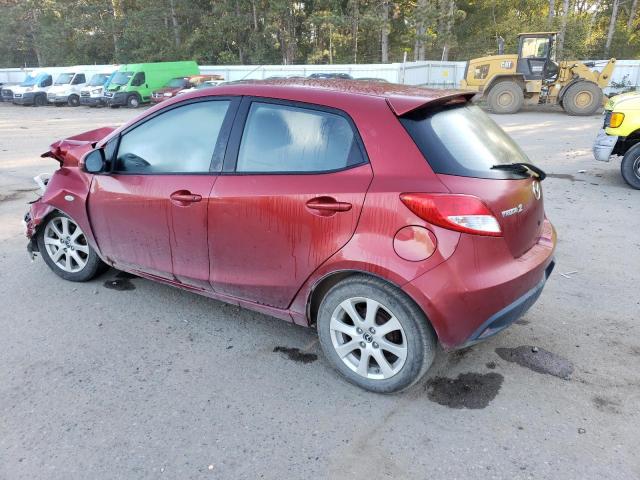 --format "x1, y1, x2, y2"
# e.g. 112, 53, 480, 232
0, 102, 638, 480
